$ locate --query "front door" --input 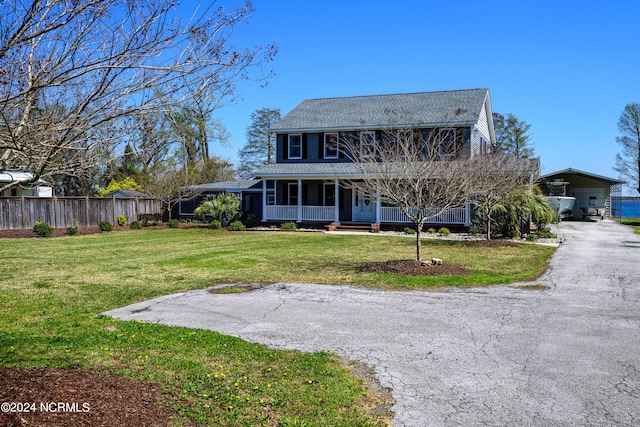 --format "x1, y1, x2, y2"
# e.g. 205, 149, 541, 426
353, 190, 376, 222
